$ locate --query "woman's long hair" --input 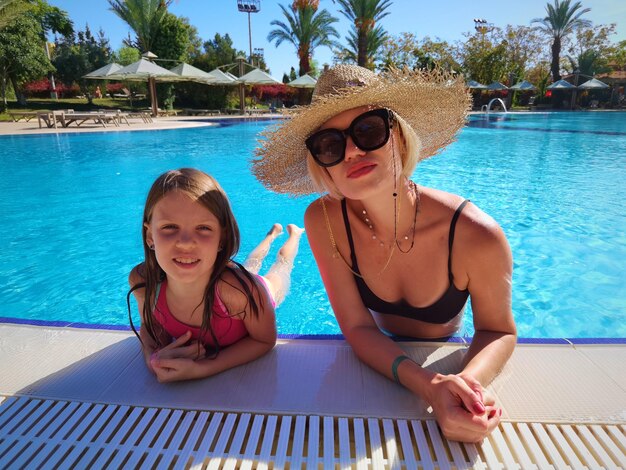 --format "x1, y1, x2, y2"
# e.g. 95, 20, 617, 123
128, 168, 262, 356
